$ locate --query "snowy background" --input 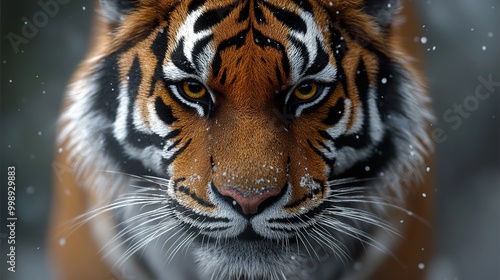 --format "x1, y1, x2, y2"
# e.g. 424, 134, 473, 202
1, 0, 498, 279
